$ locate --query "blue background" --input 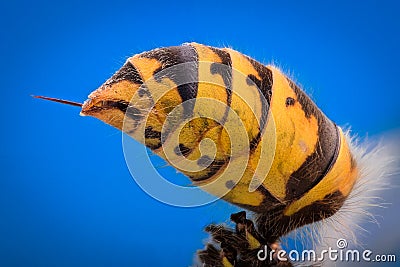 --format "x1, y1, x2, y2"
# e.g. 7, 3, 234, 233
1, 0, 399, 266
